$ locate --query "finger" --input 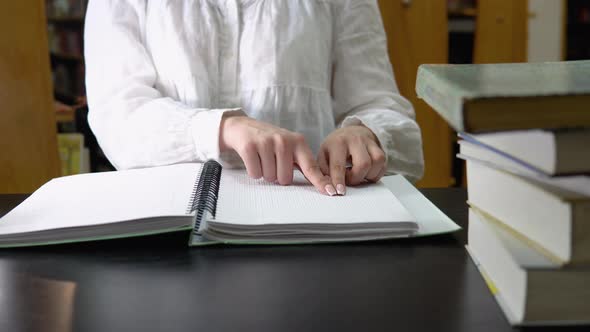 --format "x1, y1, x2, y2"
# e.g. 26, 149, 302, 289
318, 148, 329, 176
293, 138, 334, 195
327, 143, 348, 195
346, 139, 371, 186
373, 167, 387, 183
365, 141, 386, 182
275, 136, 294, 185
238, 142, 262, 179
258, 140, 277, 182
